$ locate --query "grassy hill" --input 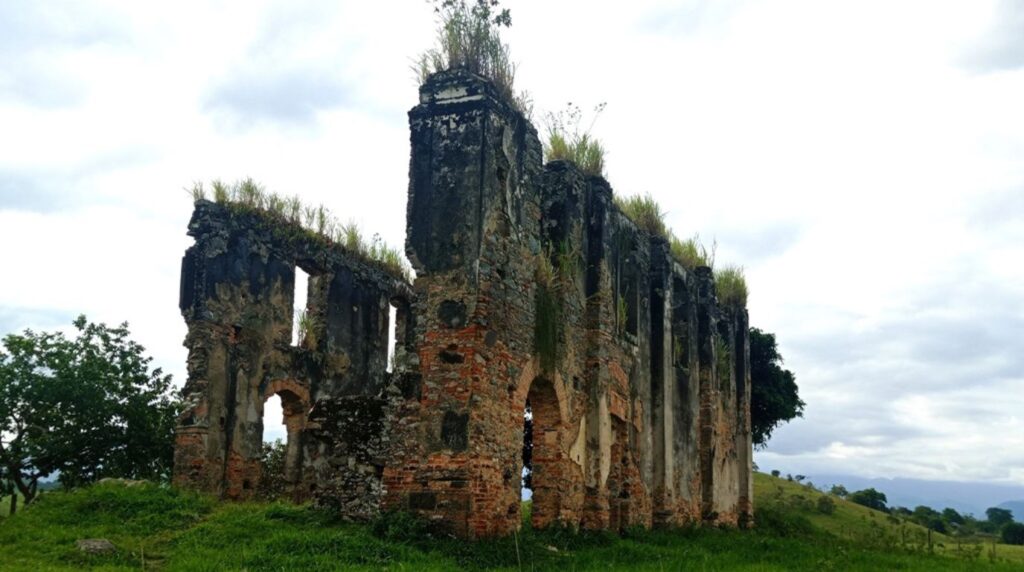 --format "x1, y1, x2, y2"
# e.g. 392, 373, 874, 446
754, 473, 1024, 563
0, 473, 1022, 571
